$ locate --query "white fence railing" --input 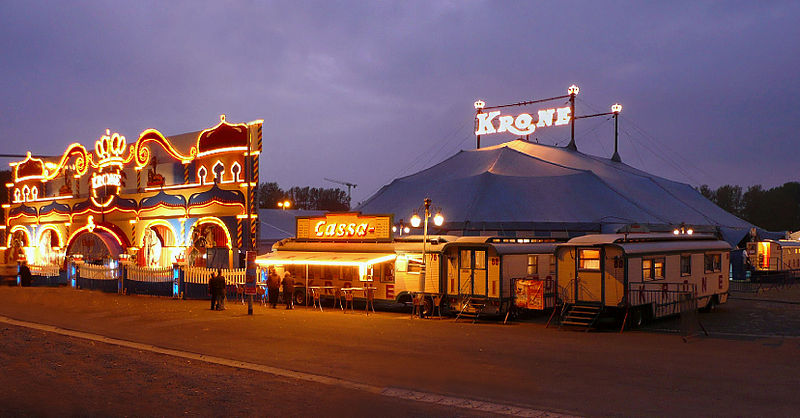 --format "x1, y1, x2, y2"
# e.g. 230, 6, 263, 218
126, 266, 173, 283
30, 264, 60, 277
185, 267, 246, 285
79, 264, 119, 281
